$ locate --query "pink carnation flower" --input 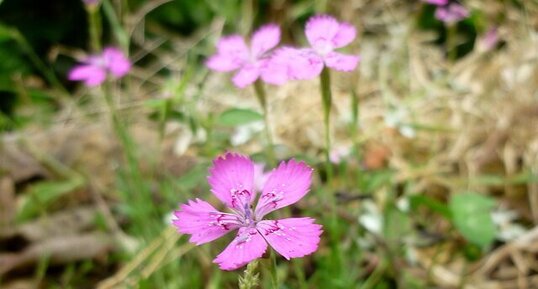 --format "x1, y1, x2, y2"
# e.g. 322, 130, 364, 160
422, 0, 449, 5
206, 24, 281, 88
265, 15, 359, 83
172, 153, 322, 271
435, 3, 469, 24
68, 47, 131, 87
